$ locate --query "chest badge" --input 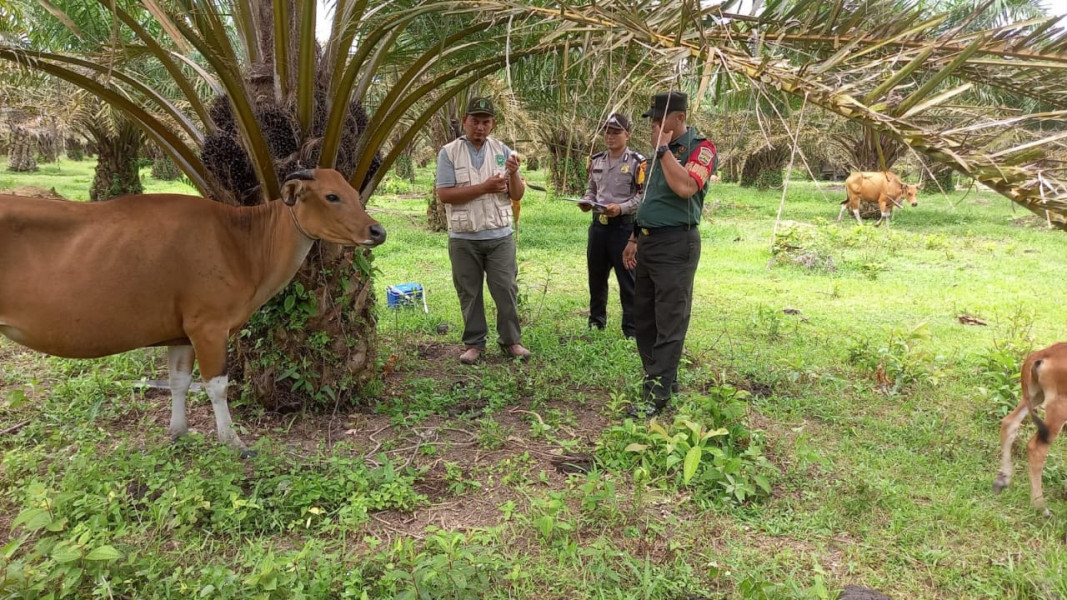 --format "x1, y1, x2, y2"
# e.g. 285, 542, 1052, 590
620, 164, 629, 174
